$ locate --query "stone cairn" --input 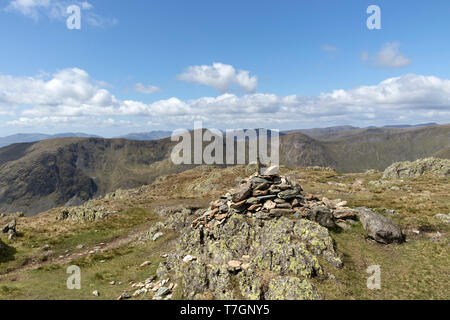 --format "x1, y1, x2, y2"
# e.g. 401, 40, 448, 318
192, 166, 357, 231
